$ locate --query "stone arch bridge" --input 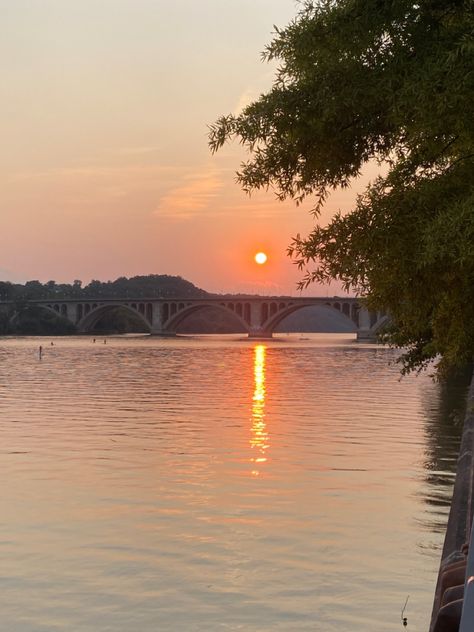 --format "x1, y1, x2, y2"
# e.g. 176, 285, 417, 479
5, 296, 387, 340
